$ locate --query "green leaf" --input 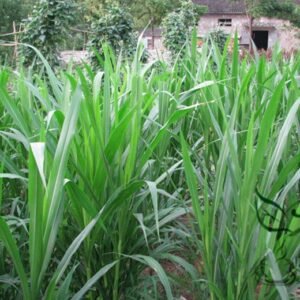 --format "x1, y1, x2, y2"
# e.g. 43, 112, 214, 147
0, 218, 30, 300
71, 262, 118, 300
128, 255, 173, 300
